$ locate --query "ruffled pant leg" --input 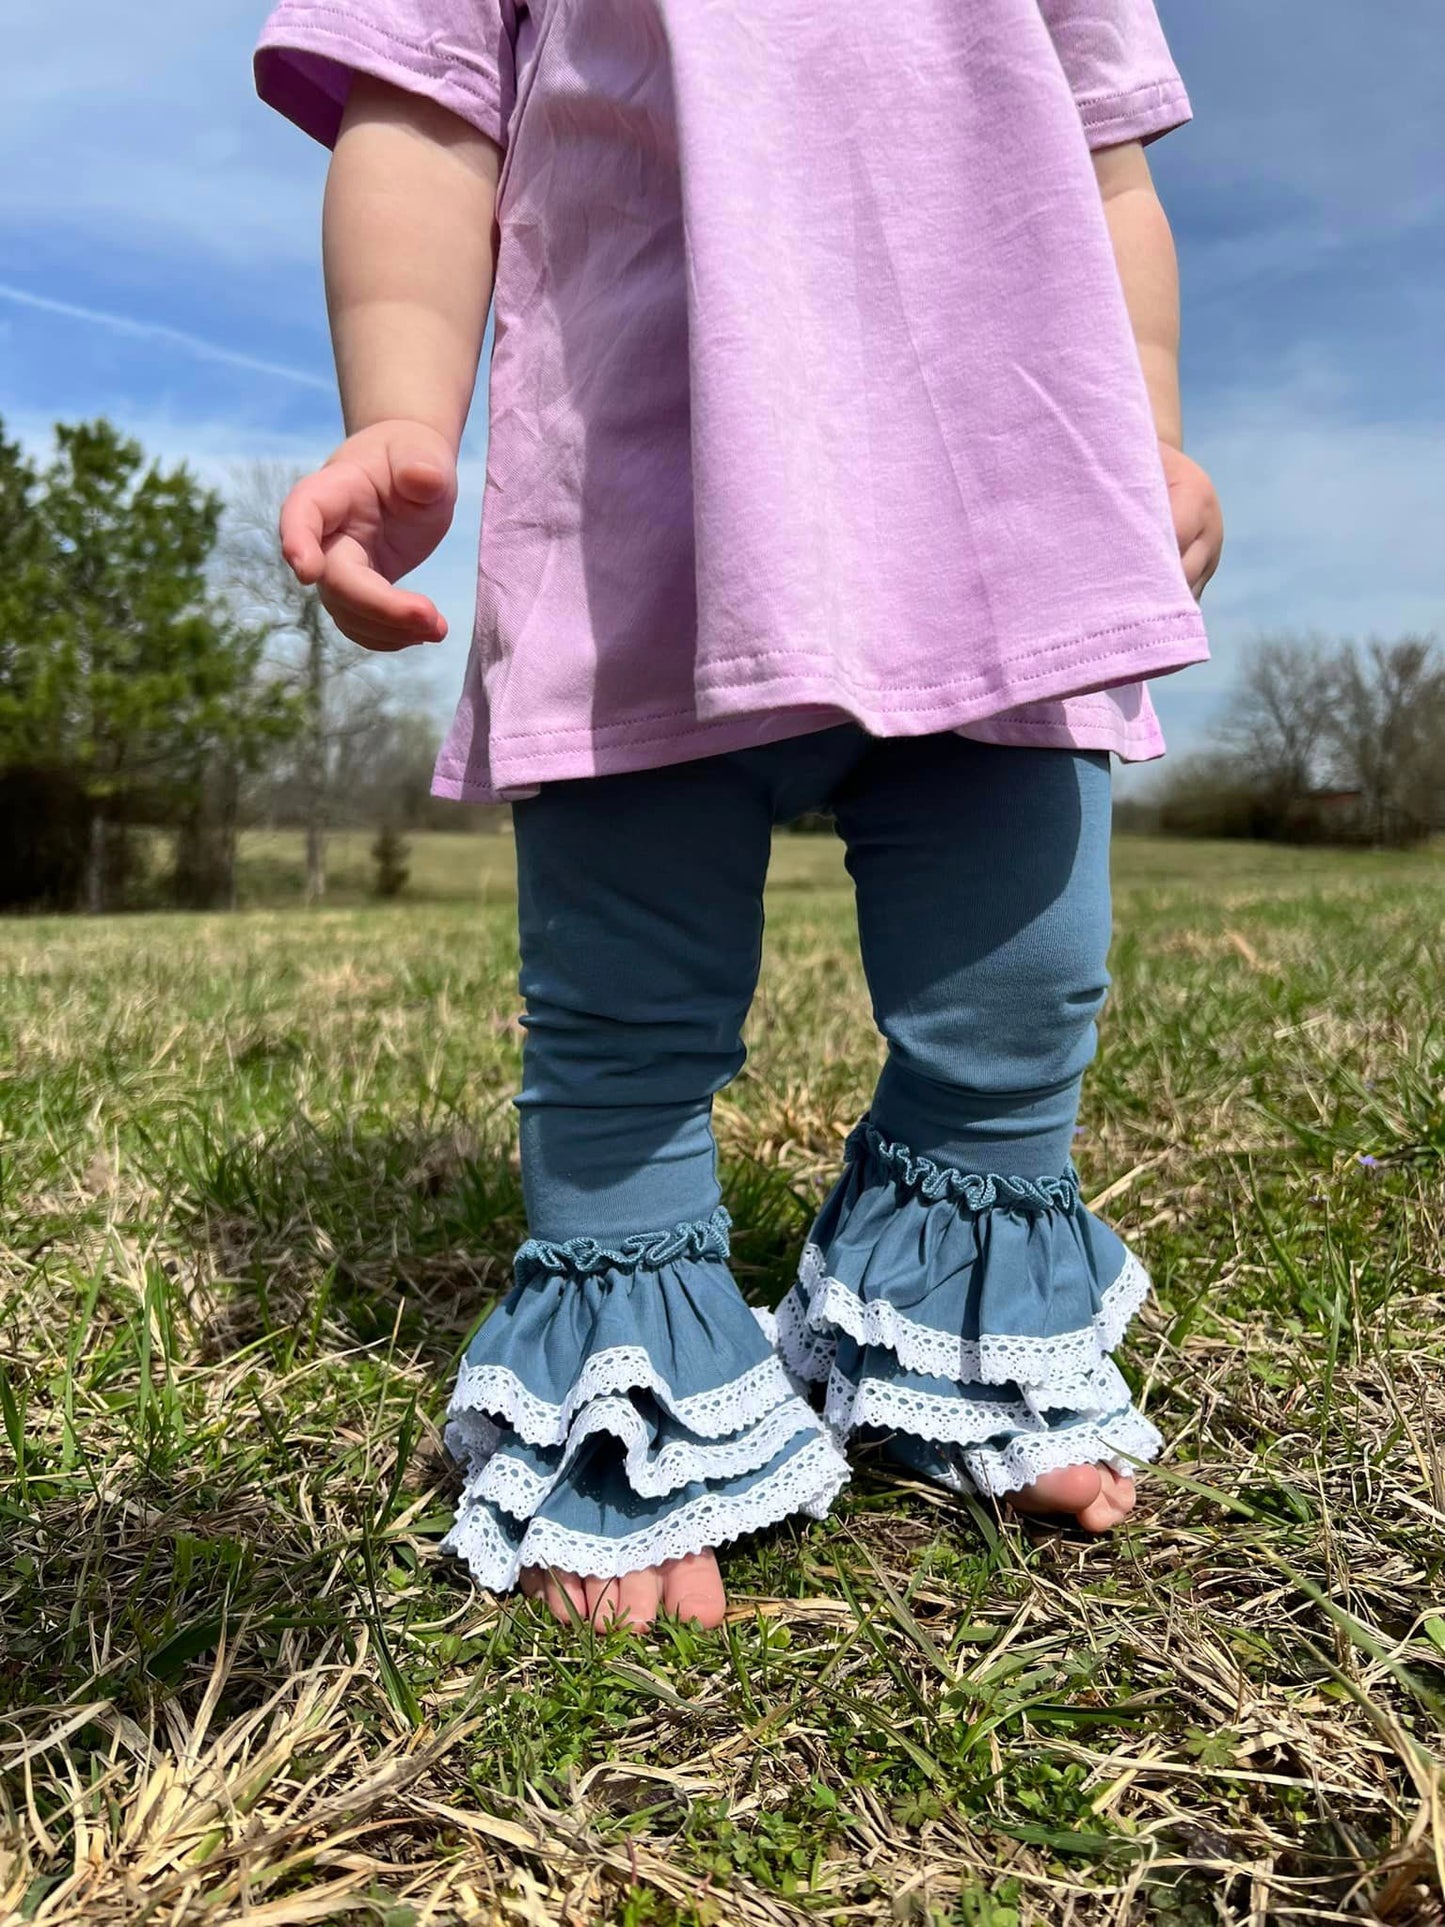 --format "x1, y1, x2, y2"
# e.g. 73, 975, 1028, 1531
440, 752, 853, 1592
442, 1216, 850, 1591
780, 740, 1161, 1495
776, 1123, 1161, 1495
